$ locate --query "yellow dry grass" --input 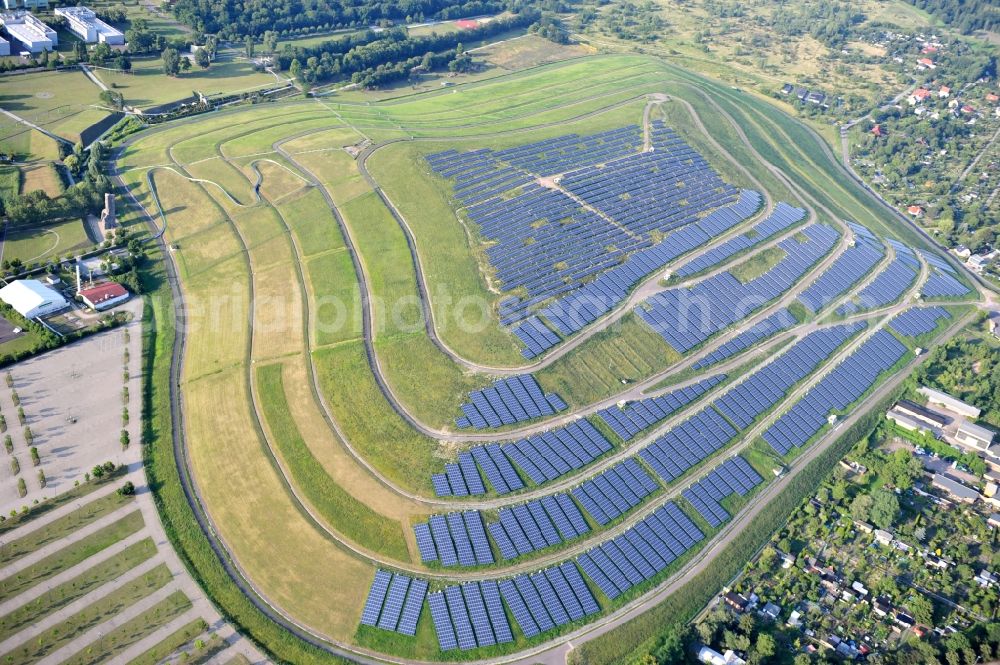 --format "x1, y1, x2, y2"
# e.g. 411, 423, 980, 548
185, 369, 373, 640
